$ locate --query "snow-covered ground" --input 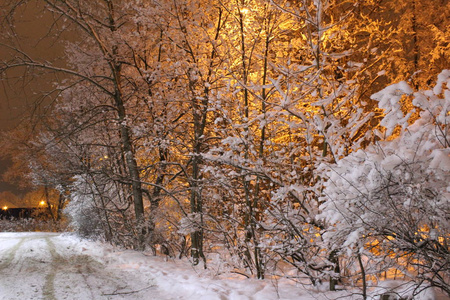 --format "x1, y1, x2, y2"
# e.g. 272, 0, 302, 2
0, 232, 446, 300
